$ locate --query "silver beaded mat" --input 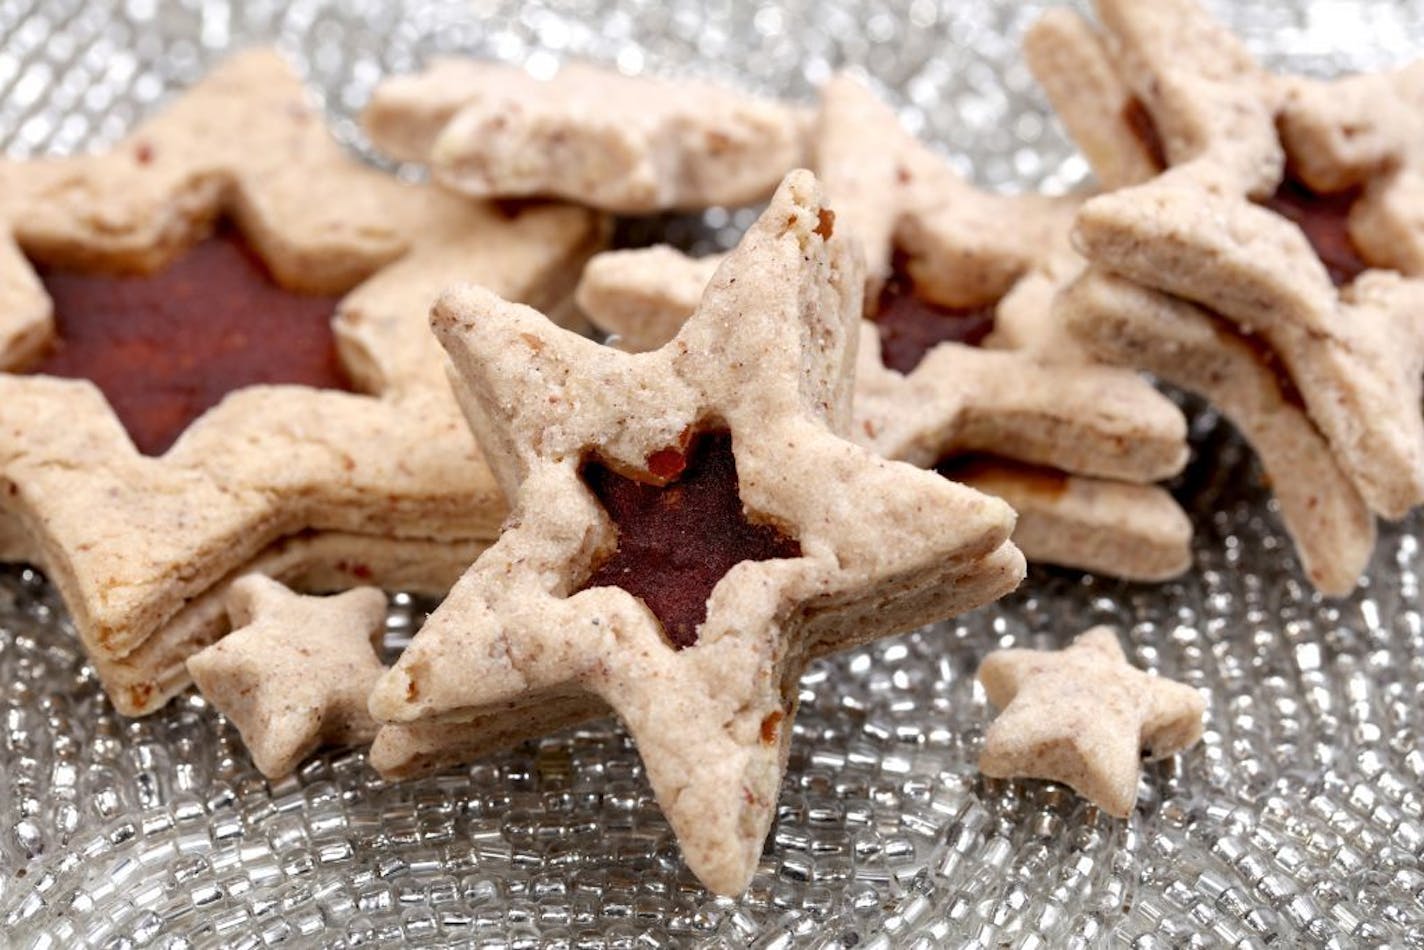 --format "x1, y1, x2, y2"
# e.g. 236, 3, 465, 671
3, 0, 1424, 946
